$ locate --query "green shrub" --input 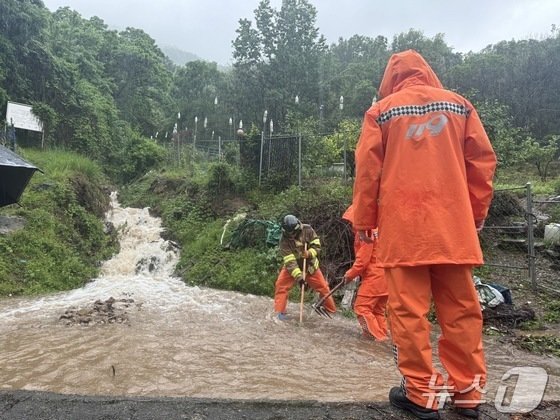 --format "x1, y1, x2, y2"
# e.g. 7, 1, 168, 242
552, 177, 560, 195
120, 169, 353, 297
0, 149, 117, 296
206, 162, 237, 197
110, 133, 167, 183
